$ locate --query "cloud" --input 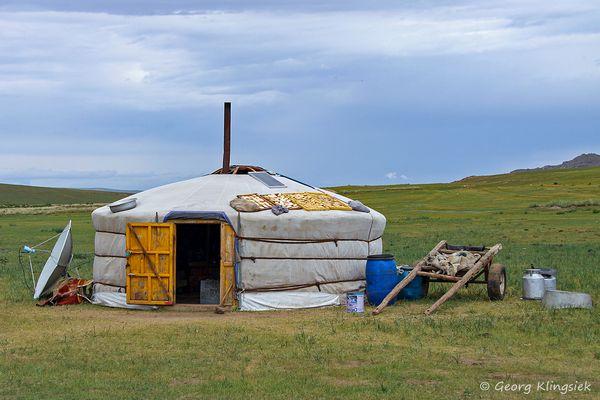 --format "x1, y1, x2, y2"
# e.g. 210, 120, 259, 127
0, 1, 598, 189
1, 3, 598, 111
385, 172, 409, 181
